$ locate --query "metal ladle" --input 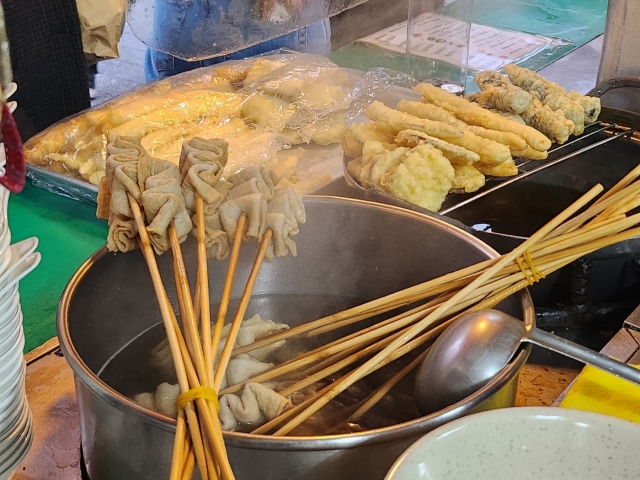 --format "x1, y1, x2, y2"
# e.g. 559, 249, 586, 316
414, 309, 640, 415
